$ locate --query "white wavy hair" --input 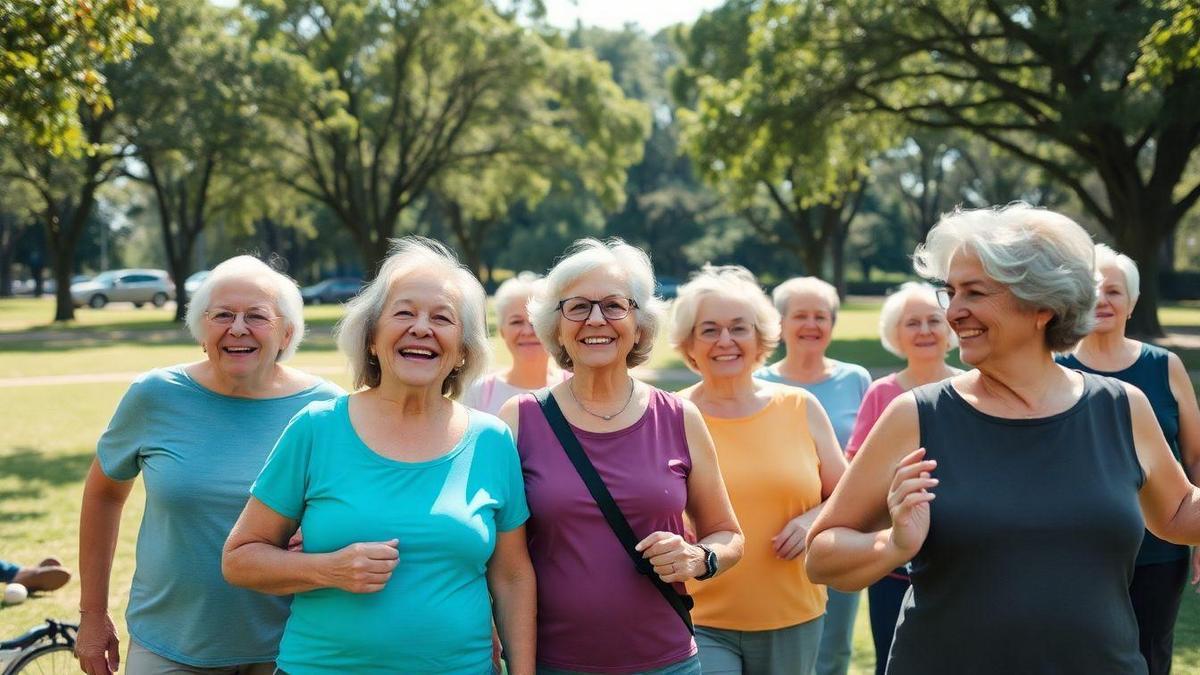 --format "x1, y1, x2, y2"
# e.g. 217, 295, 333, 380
493, 271, 544, 321
185, 255, 305, 362
1094, 243, 1140, 307
913, 202, 1097, 352
669, 264, 781, 372
772, 276, 841, 322
528, 237, 666, 370
878, 281, 958, 358
335, 237, 489, 397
